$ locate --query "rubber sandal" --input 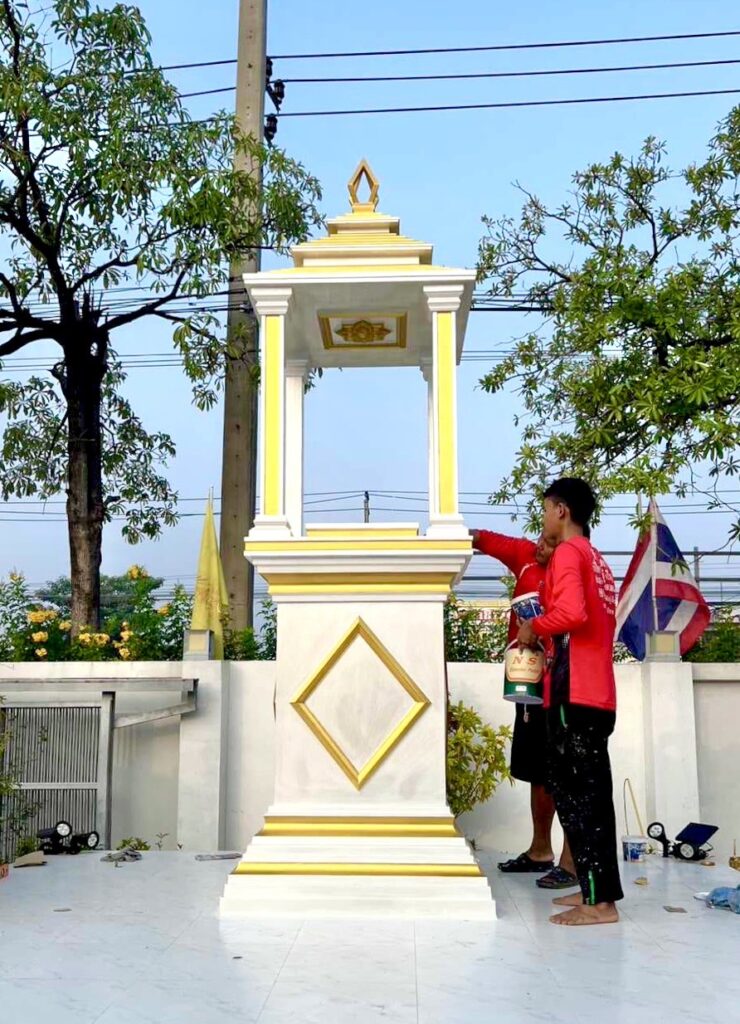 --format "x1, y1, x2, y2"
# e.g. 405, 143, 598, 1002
498, 852, 554, 873
536, 866, 579, 889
